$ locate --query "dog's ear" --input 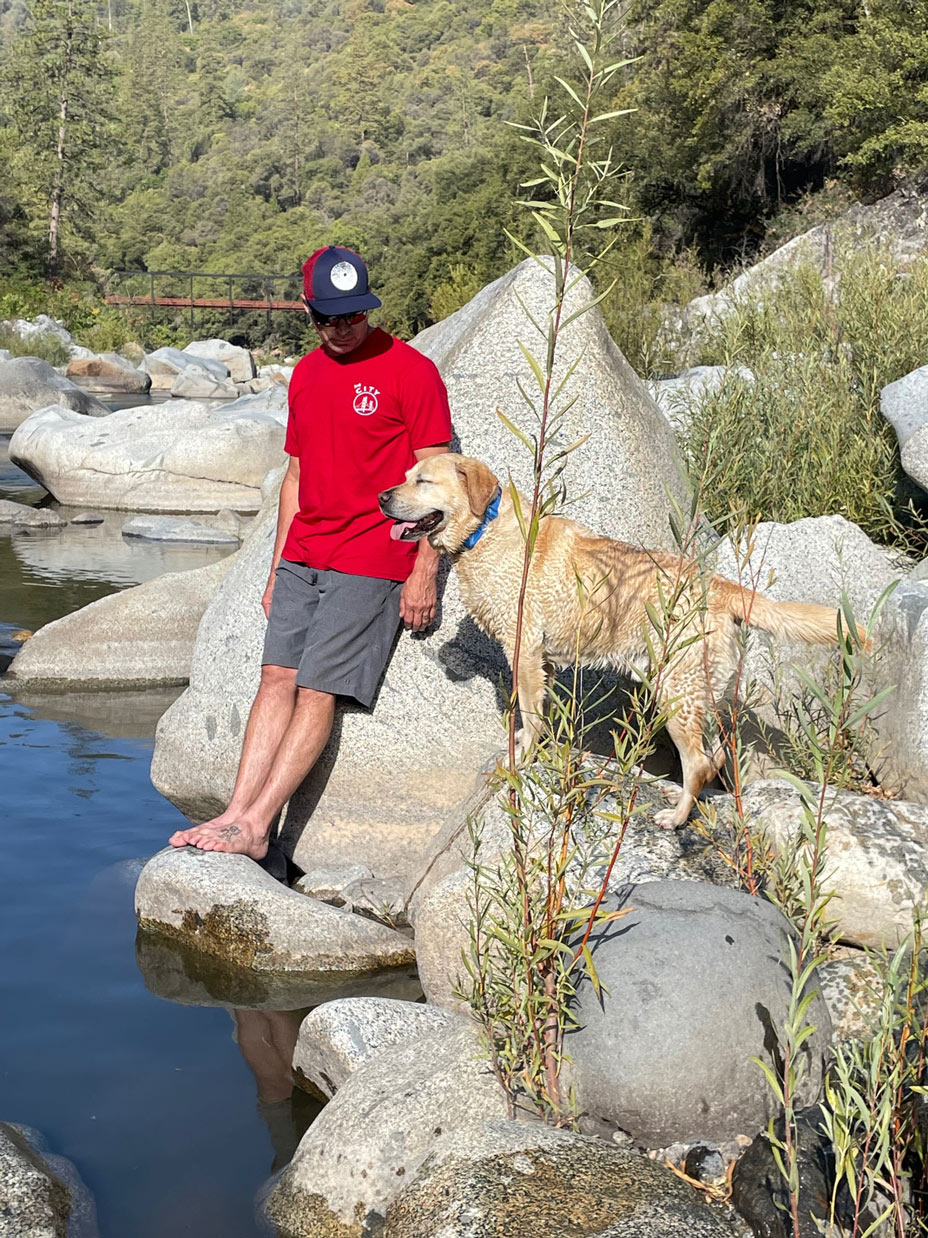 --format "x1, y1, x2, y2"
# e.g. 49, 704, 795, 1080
455, 458, 498, 518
